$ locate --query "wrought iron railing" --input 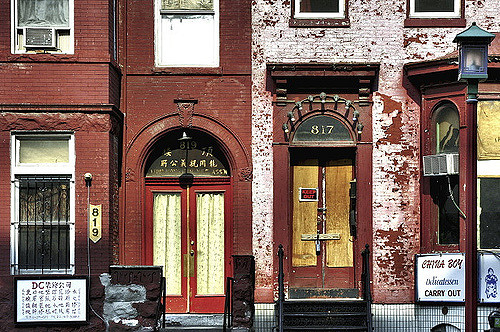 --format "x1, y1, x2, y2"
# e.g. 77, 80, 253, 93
223, 276, 234, 331
155, 276, 166, 331
361, 244, 373, 331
